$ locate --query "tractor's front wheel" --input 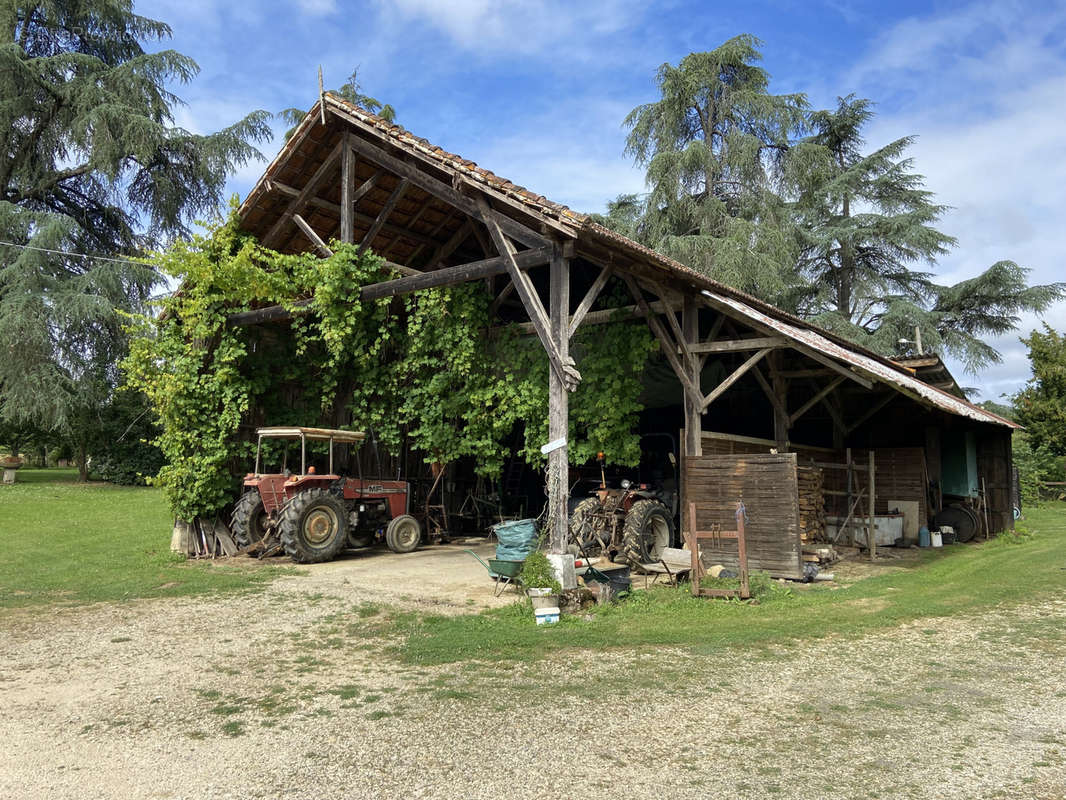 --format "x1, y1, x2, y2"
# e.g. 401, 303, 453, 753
385, 514, 421, 553
231, 490, 269, 549
621, 500, 673, 566
278, 489, 349, 563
